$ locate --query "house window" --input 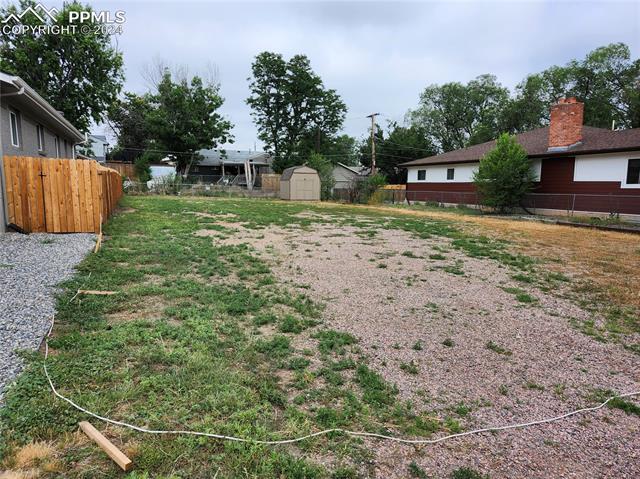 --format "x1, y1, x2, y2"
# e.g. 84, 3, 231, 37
627, 159, 640, 185
54, 136, 60, 158
9, 109, 20, 147
446, 168, 455, 180
37, 124, 45, 152
417, 169, 426, 181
